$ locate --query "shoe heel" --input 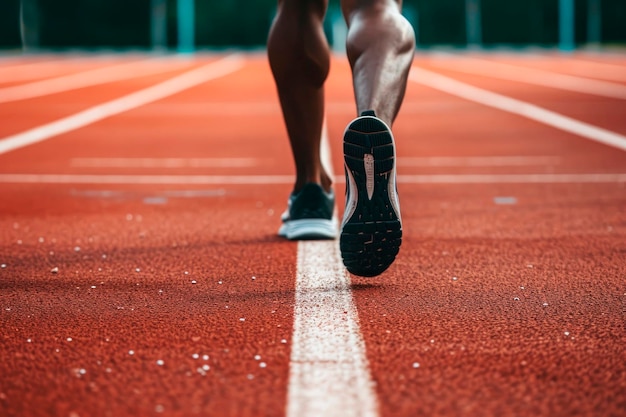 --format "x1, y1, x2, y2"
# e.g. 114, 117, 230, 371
340, 115, 402, 277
